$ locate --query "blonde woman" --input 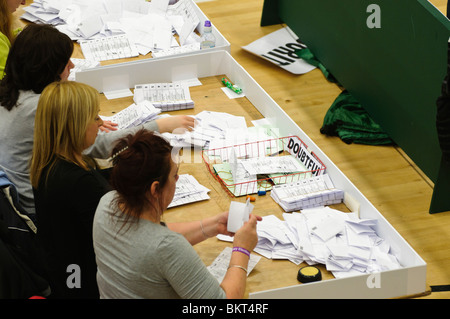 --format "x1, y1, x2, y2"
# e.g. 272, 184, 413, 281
30, 81, 109, 299
0, 0, 25, 78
